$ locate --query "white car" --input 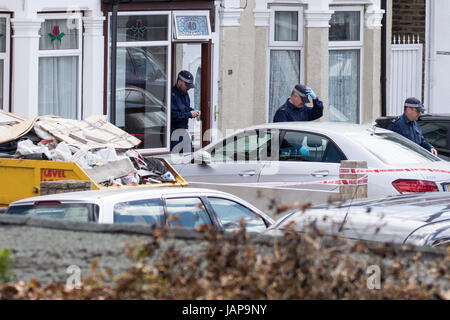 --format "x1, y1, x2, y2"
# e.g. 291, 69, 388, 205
169, 122, 450, 198
6, 187, 274, 234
